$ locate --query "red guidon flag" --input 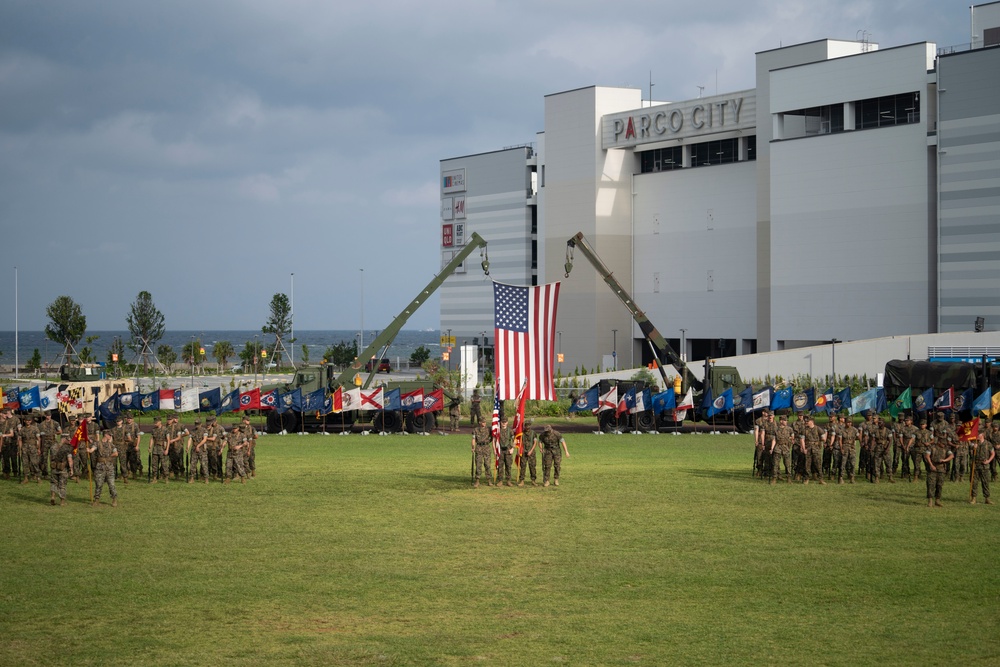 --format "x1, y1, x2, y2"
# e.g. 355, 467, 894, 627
511, 380, 528, 467
493, 280, 560, 401
959, 417, 980, 443
70, 419, 89, 454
